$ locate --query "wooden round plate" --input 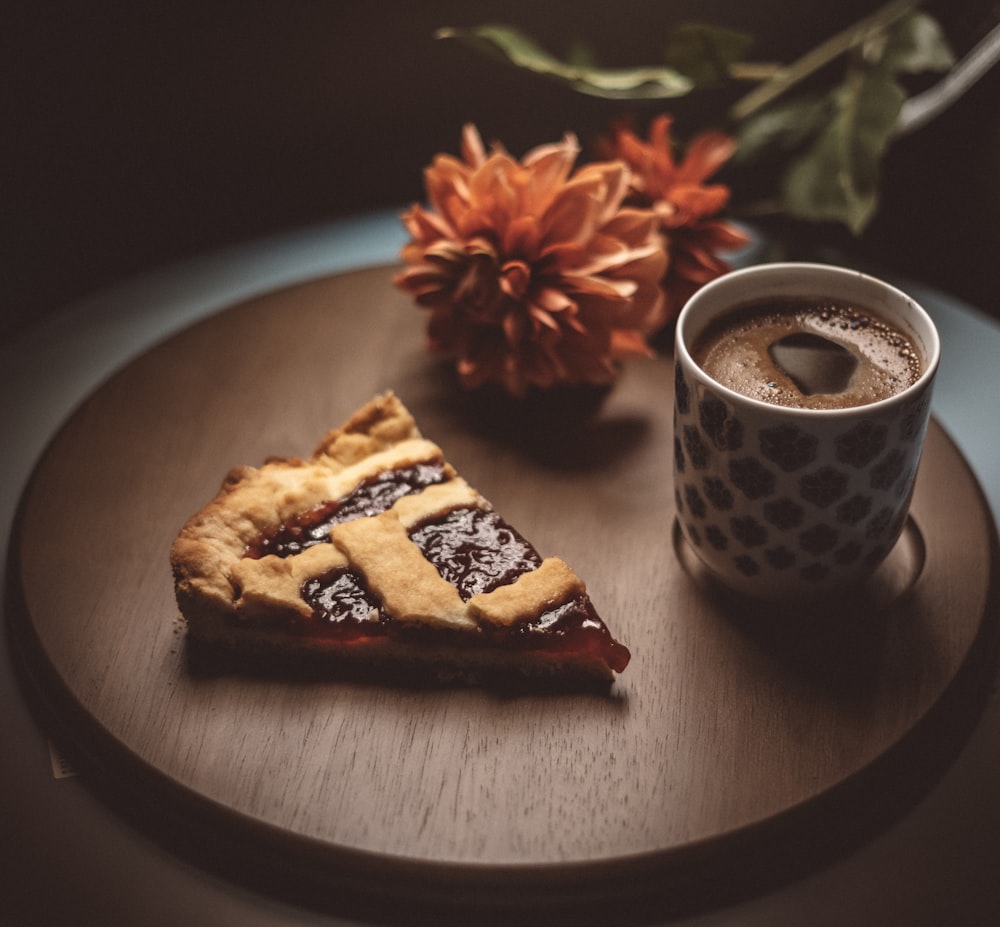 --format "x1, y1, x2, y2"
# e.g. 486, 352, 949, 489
8, 266, 1000, 923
